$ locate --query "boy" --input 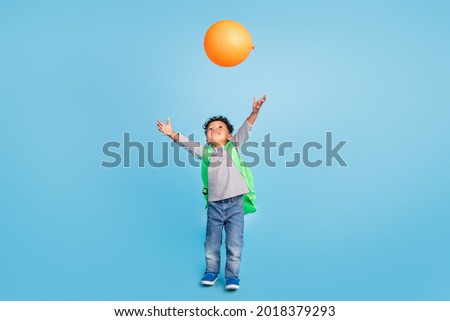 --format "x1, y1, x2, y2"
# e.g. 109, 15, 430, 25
156, 95, 267, 290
